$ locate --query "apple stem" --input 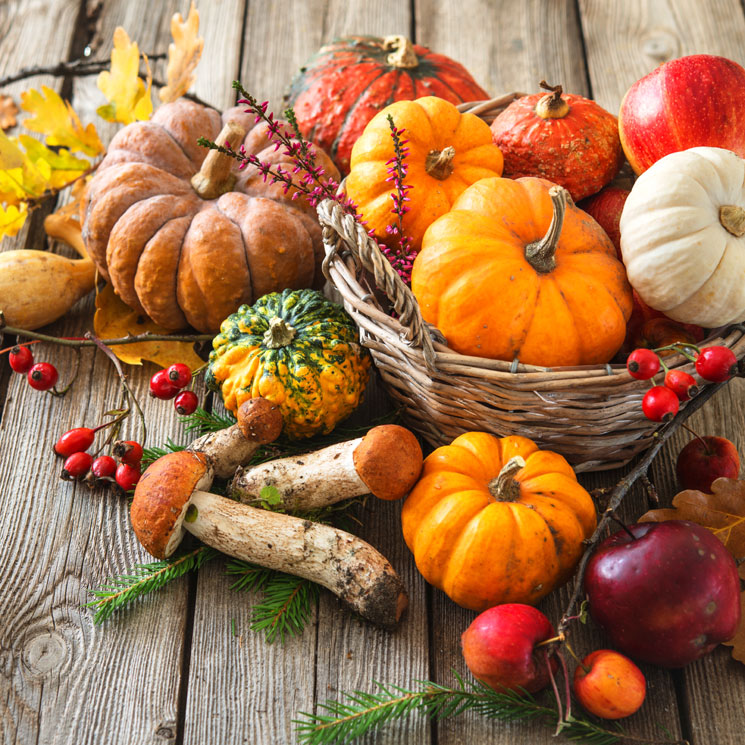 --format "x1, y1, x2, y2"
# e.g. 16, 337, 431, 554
609, 513, 638, 540
680, 421, 713, 454
536, 633, 565, 648
556, 650, 573, 725
563, 640, 590, 674
545, 649, 565, 736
